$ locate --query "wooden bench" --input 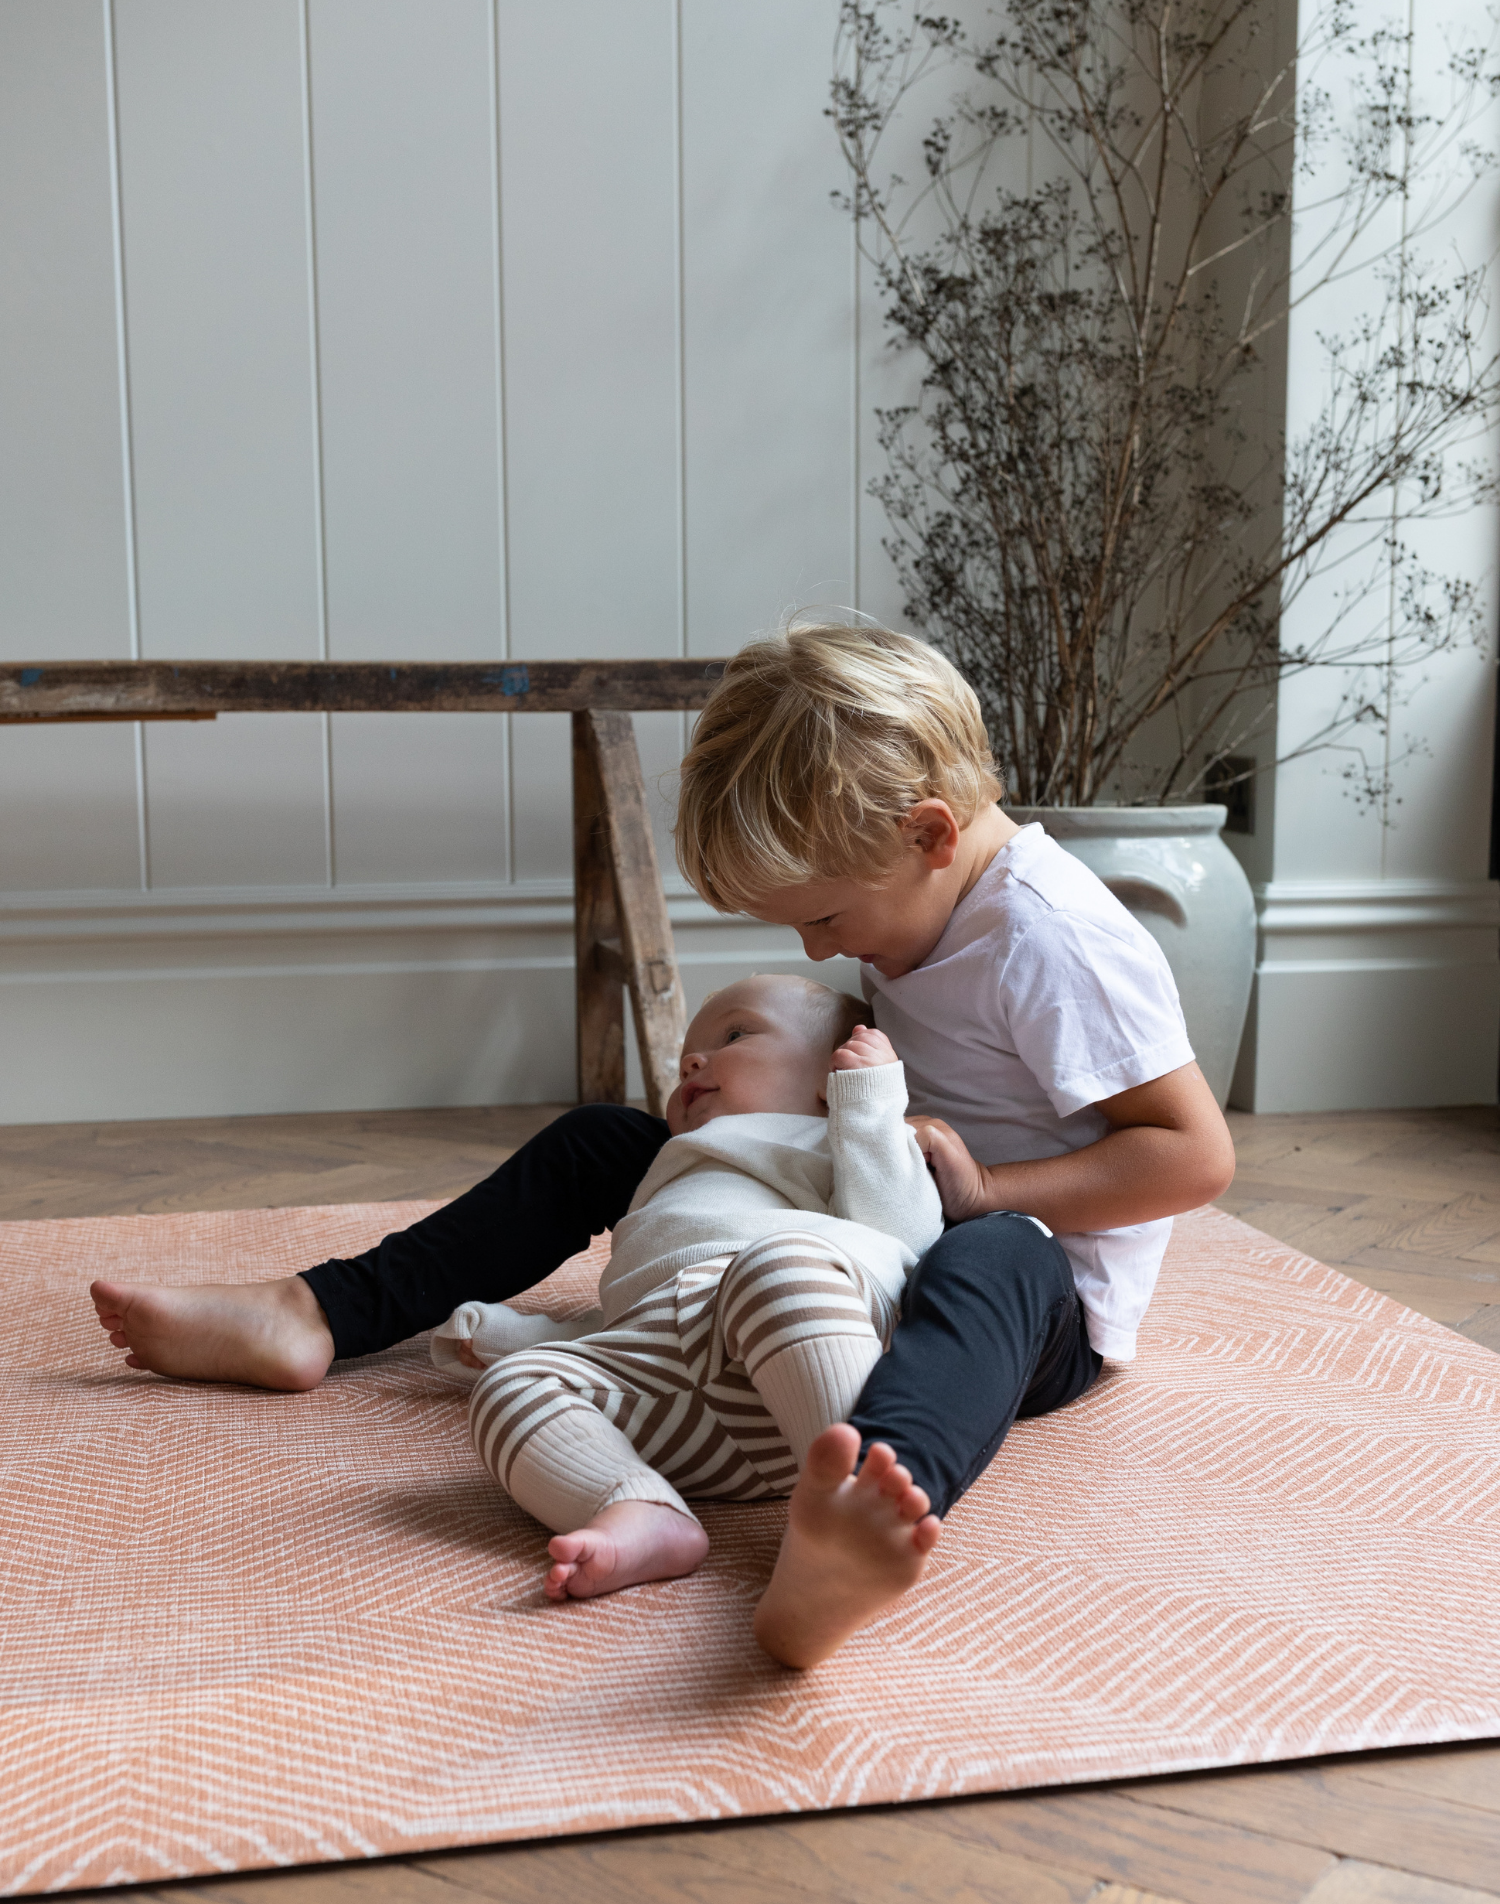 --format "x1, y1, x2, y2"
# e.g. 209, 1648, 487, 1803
0, 659, 726, 1120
